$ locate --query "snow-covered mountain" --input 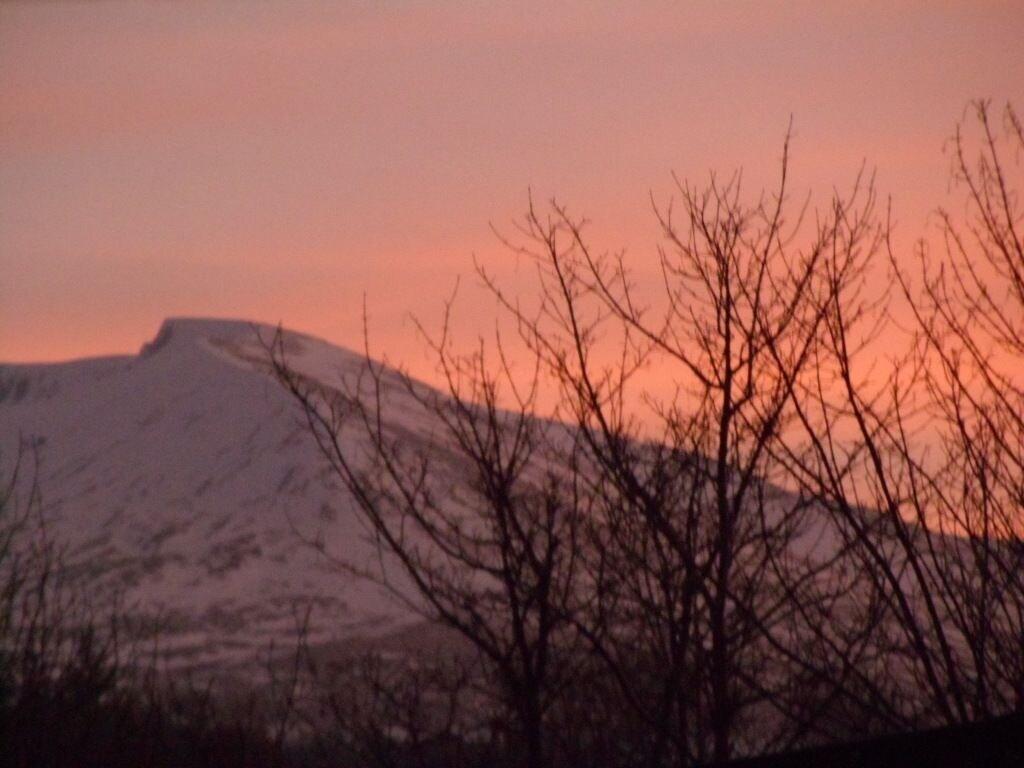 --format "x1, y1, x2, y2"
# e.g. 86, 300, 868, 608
0, 318, 422, 671
0, 316, 846, 677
